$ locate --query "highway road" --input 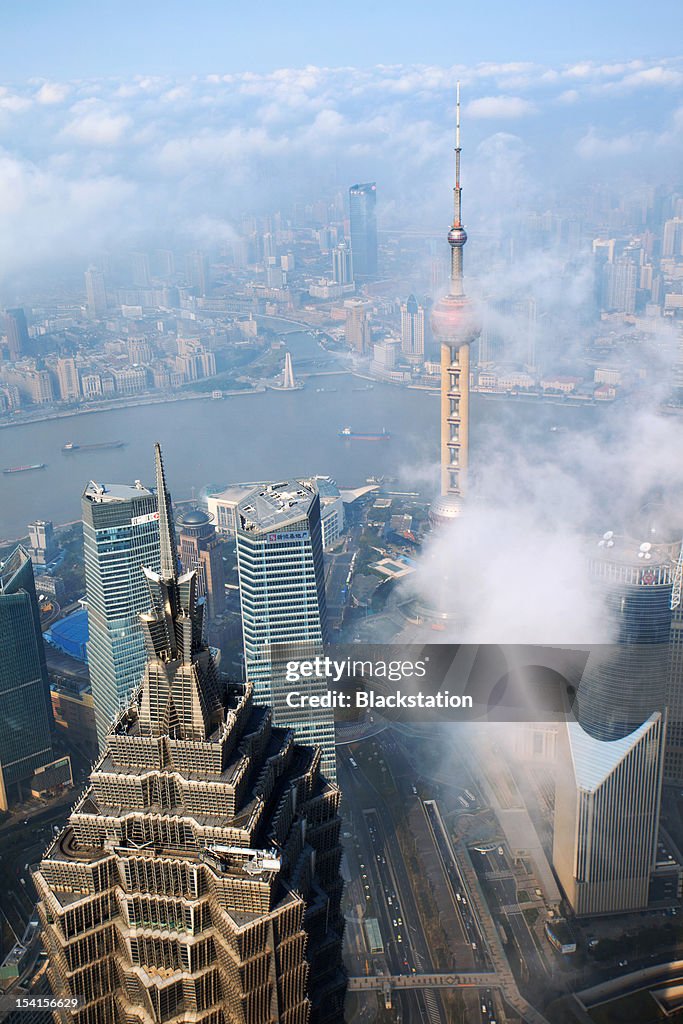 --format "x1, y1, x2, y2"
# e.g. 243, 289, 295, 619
340, 753, 442, 1023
